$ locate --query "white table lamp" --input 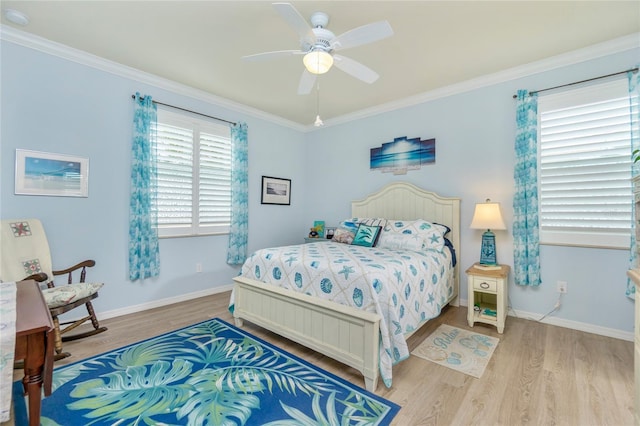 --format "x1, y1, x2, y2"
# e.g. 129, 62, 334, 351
470, 199, 506, 267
